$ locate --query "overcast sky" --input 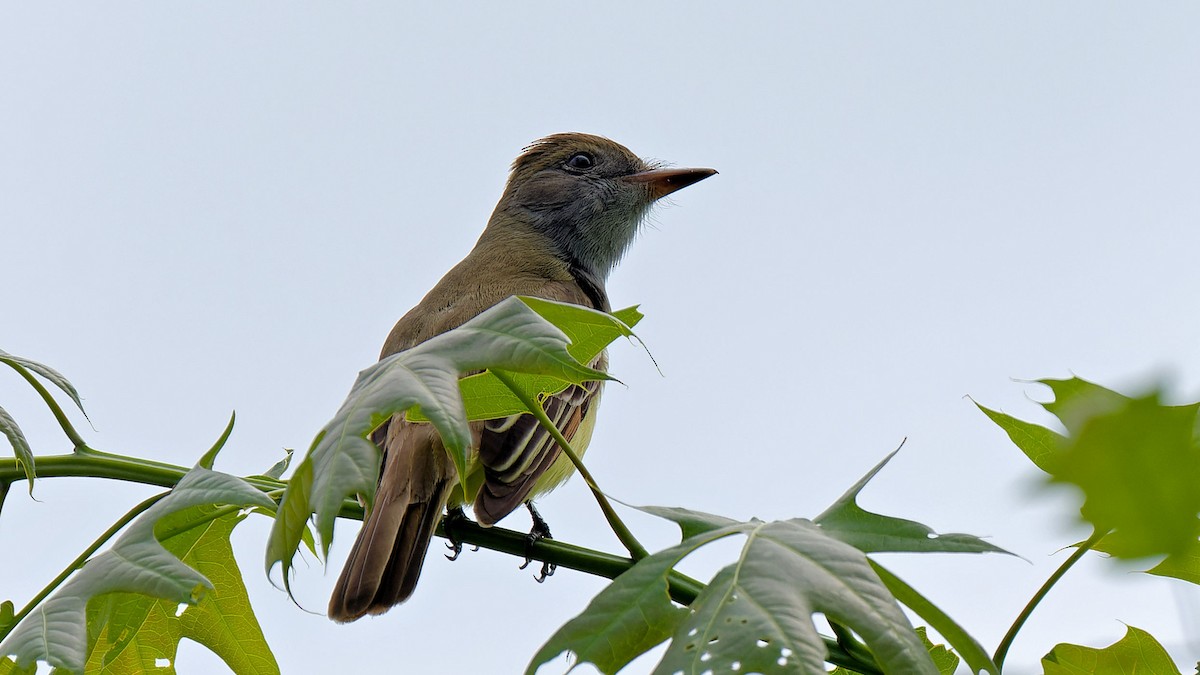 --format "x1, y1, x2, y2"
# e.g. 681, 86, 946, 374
4, 4, 1200, 674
